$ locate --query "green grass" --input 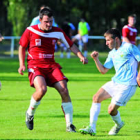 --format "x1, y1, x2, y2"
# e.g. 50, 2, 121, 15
0, 55, 140, 139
